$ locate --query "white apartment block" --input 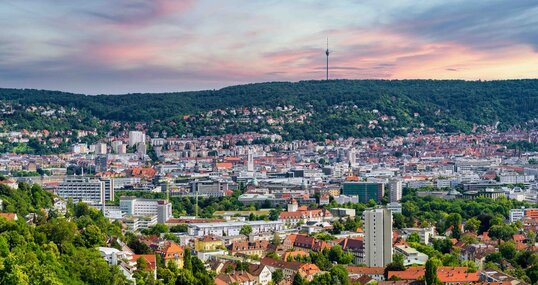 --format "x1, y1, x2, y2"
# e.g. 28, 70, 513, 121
57, 176, 106, 204
128, 131, 146, 147
389, 178, 402, 202
364, 208, 393, 267
187, 221, 284, 237
119, 197, 172, 223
